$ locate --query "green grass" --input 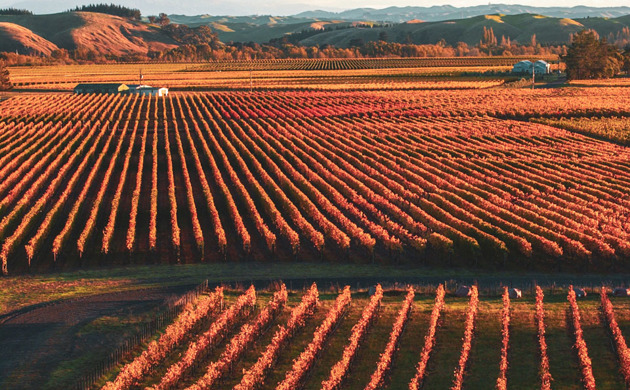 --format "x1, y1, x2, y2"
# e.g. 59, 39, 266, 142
303, 297, 365, 390
465, 298, 503, 388
420, 297, 469, 388
344, 295, 403, 389
3, 261, 629, 317
505, 298, 539, 389
385, 295, 433, 388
